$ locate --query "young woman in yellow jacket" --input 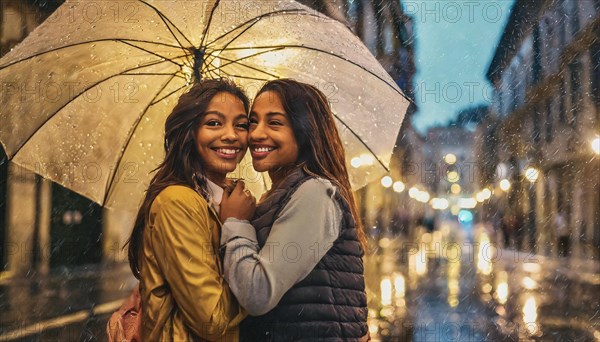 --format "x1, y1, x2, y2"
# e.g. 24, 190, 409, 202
126, 79, 256, 341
